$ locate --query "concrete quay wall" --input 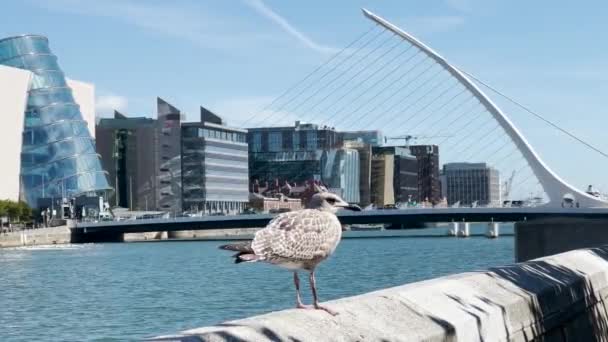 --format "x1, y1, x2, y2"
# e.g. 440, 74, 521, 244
0, 226, 71, 248
516, 217, 608, 262
152, 245, 608, 342
167, 228, 259, 240
124, 231, 168, 242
